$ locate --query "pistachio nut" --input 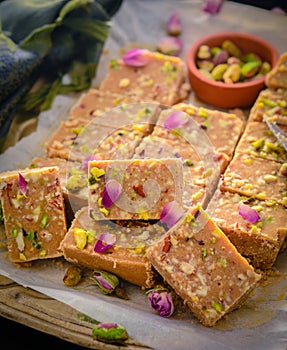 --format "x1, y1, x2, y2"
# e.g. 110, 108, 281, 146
197, 59, 214, 72
223, 64, 241, 83
211, 63, 228, 81
222, 39, 242, 58
241, 61, 261, 78
212, 49, 228, 65
197, 44, 211, 59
